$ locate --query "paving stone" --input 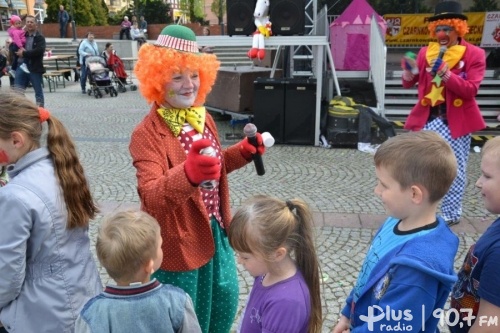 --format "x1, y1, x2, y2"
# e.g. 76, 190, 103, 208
5, 73, 485, 333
